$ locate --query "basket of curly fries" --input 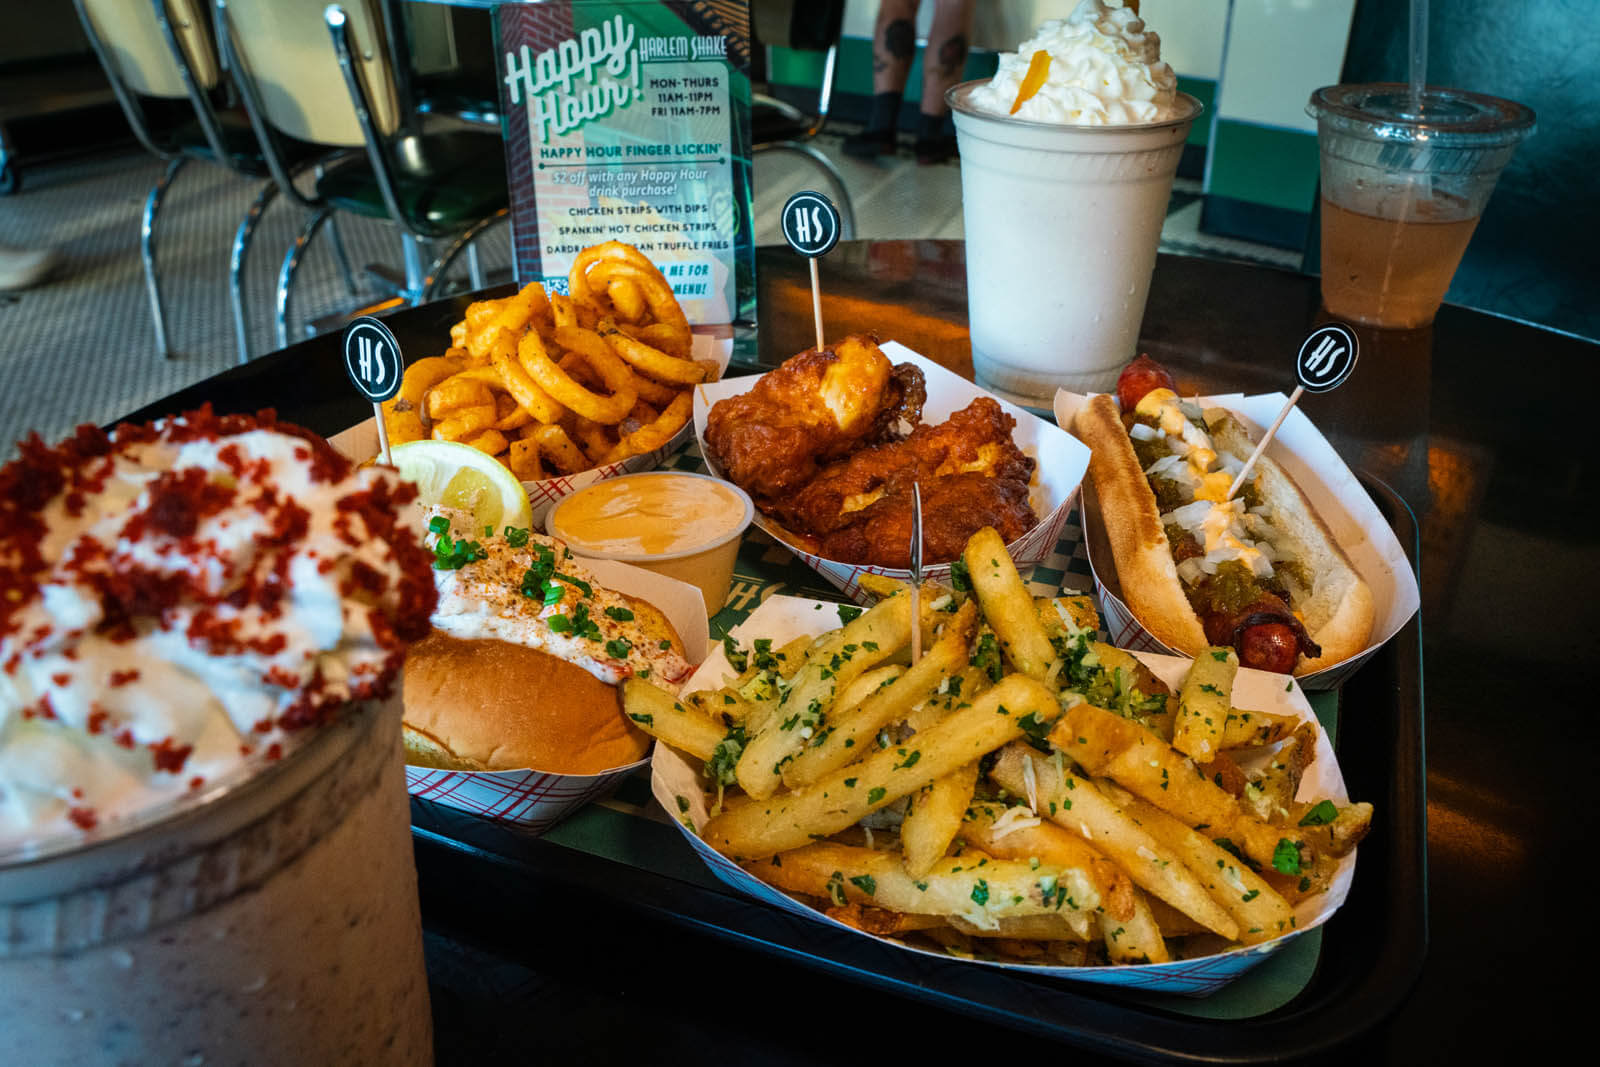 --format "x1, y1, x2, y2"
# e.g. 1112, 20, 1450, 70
369, 241, 730, 519
630, 527, 1373, 996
